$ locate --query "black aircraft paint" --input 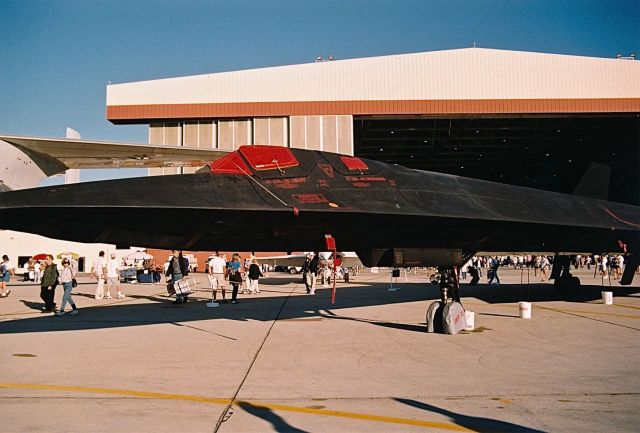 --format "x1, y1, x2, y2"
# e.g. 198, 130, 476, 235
1, 146, 639, 276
